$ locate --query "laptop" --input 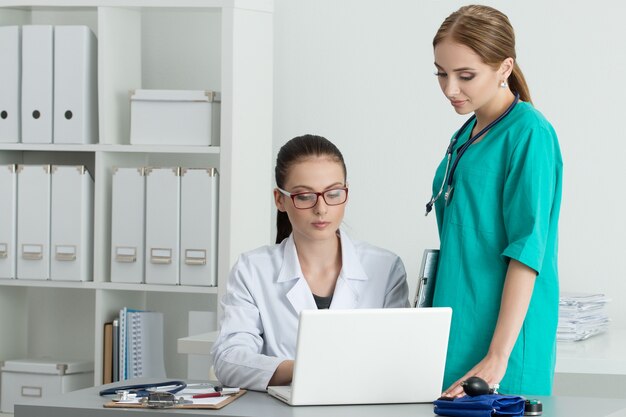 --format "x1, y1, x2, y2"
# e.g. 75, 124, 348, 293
413, 249, 440, 308
267, 307, 451, 406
